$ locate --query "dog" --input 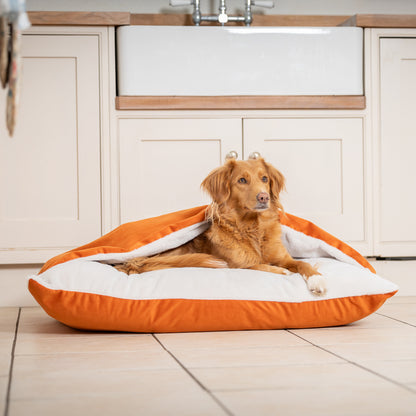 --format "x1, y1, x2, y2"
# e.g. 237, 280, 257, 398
115, 157, 327, 295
